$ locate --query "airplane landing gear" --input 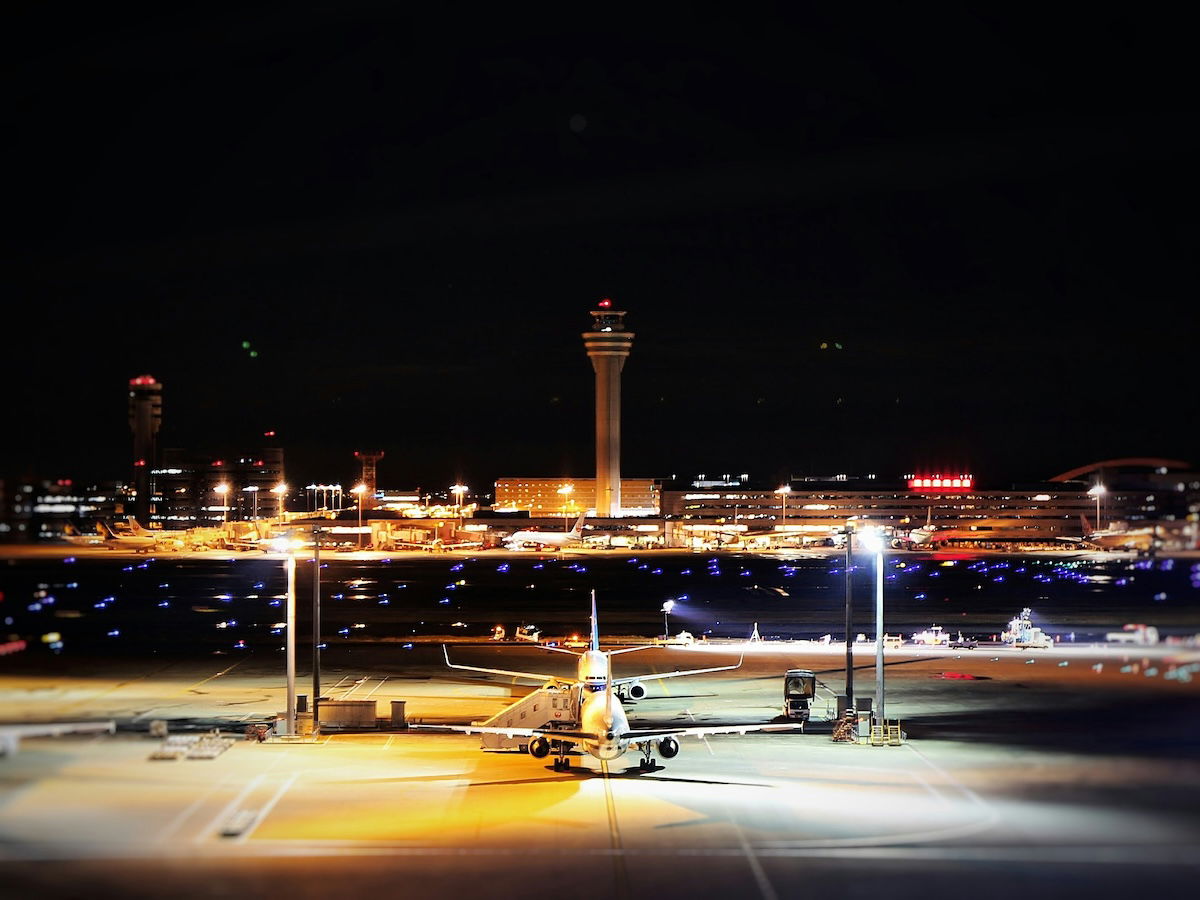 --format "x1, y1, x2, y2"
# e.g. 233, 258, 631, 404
553, 756, 571, 771
638, 753, 657, 772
